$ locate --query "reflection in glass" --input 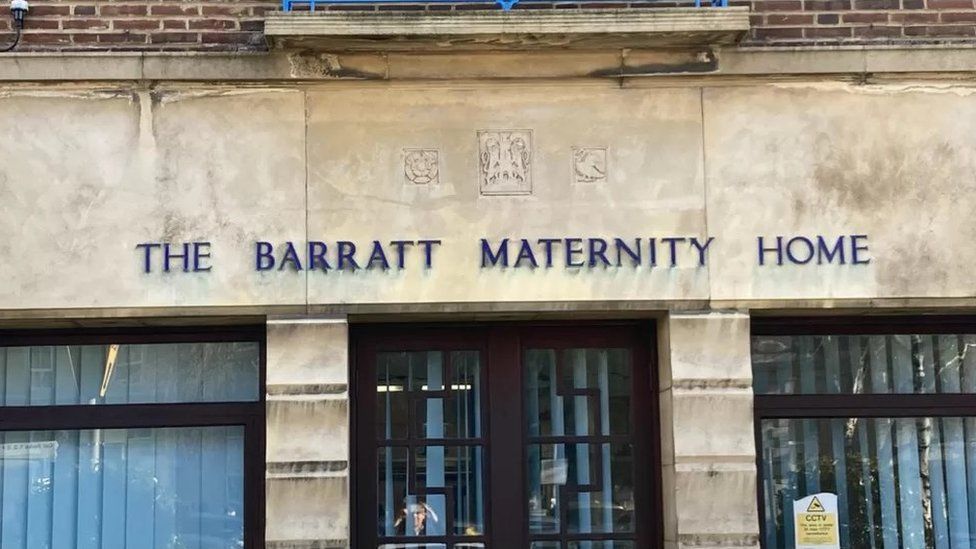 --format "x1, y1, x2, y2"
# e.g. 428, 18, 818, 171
376, 350, 486, 545
377, 446, 486, 538
527, 443, 634, 535
760, 416, 976, 549
525, 347, 634, 545
752, 334, 976, 395
0, 426, 244, 549
525, 349, 630, 438
377, 351, 482, 440
0, 342, 260, 406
